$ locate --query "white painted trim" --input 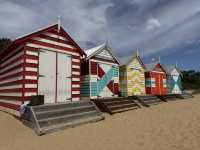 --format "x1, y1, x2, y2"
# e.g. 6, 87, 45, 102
72, 59, 80, 63
90, 59, 119, 66
25, 67, 38, 72
25, 59, 38, 64
0, 68, 23, 79
32, 37, 75, 49
72, 97, 80, 101
1, 45, 23, 62
0, 77, 23, 85
26, 43, 80, 56
72, 91, 80, 94
0, 60, 23, 73
72, 78, 80, 81
25, 84, 37, 88
1, 51, 24, 67
43, 33, 68, 41
0, 93, 22, 97
72, 65, 80, 69
26, 50, 38, 56
72, 84, 80, 88
24, 92, 37, 97
0, 84, 22, 90
72, 71, 80, 75
25, 76, 37, 80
